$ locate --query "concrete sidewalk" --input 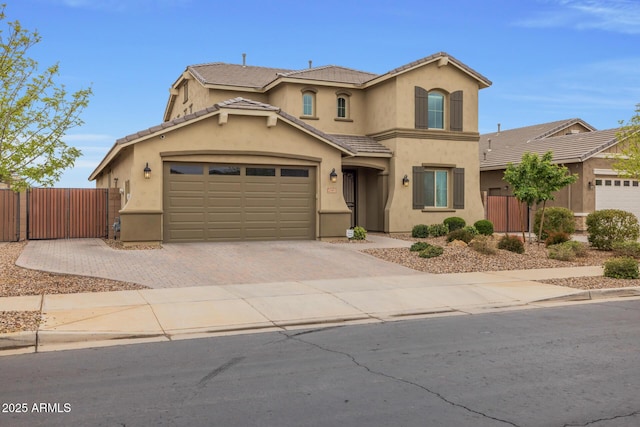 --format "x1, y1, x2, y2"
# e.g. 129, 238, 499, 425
4, 264, 639, 354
